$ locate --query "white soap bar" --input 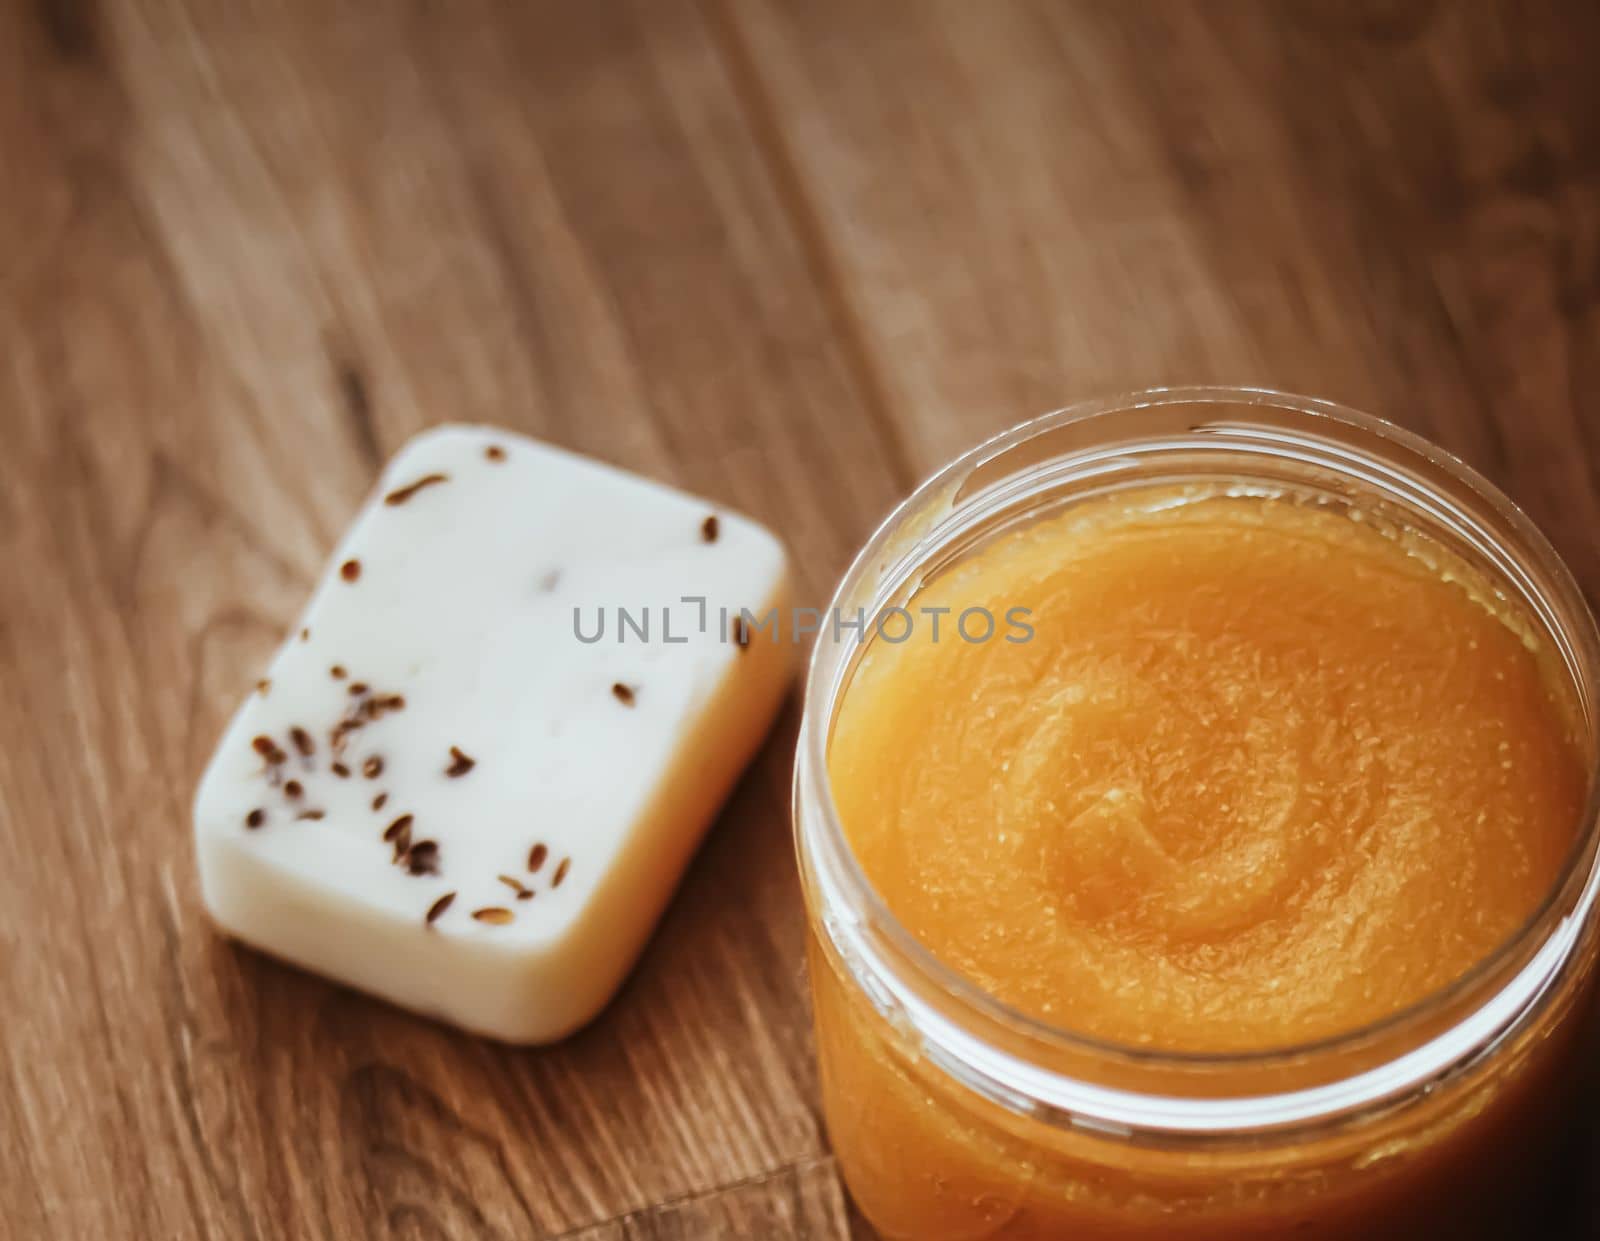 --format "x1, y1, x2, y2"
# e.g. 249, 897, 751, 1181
194, 426, 792, 1042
